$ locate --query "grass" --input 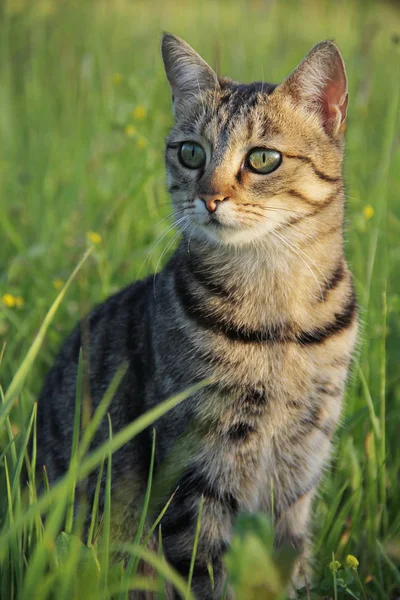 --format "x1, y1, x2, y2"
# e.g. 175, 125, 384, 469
0, 0, 400, 597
